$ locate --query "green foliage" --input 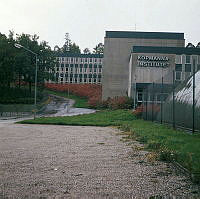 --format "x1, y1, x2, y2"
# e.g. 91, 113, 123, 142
0, 87, 44, 104
93, 43, 104, 54
20, 110, 136, 126
0, 31, 56, 104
